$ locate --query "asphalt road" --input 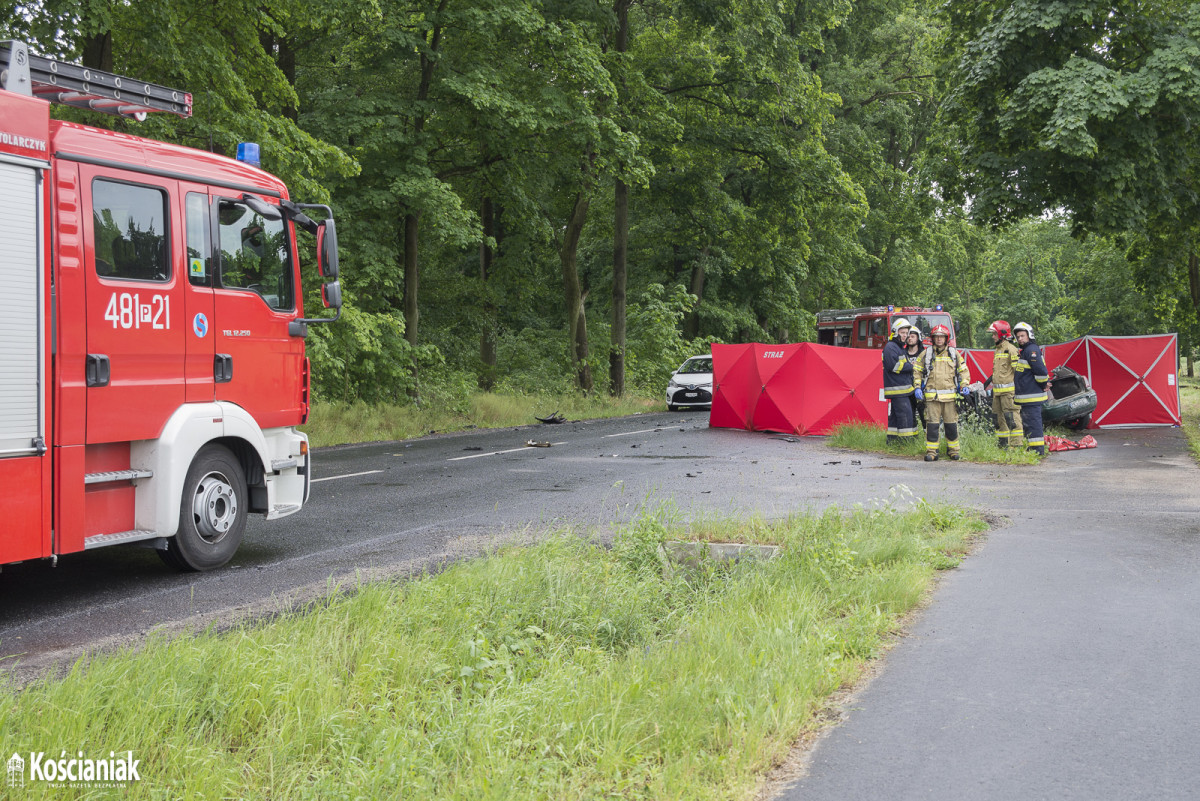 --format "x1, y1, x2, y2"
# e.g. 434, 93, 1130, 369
0, 409, 903, 671
776, 425, 1200, 801
2, 412, 1198, 800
